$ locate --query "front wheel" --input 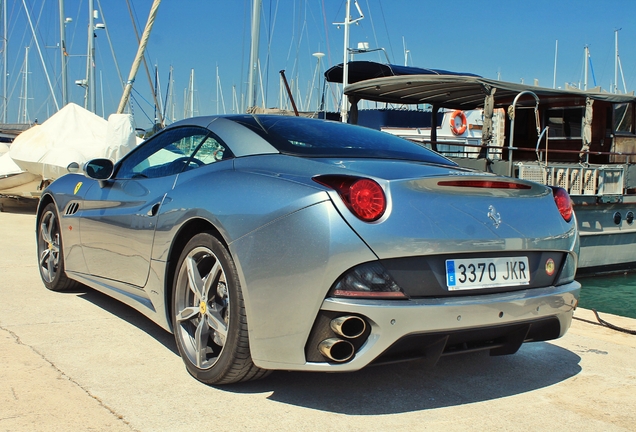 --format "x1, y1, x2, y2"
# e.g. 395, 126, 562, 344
172, 232, 269, 384
37, 203, 80, 291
